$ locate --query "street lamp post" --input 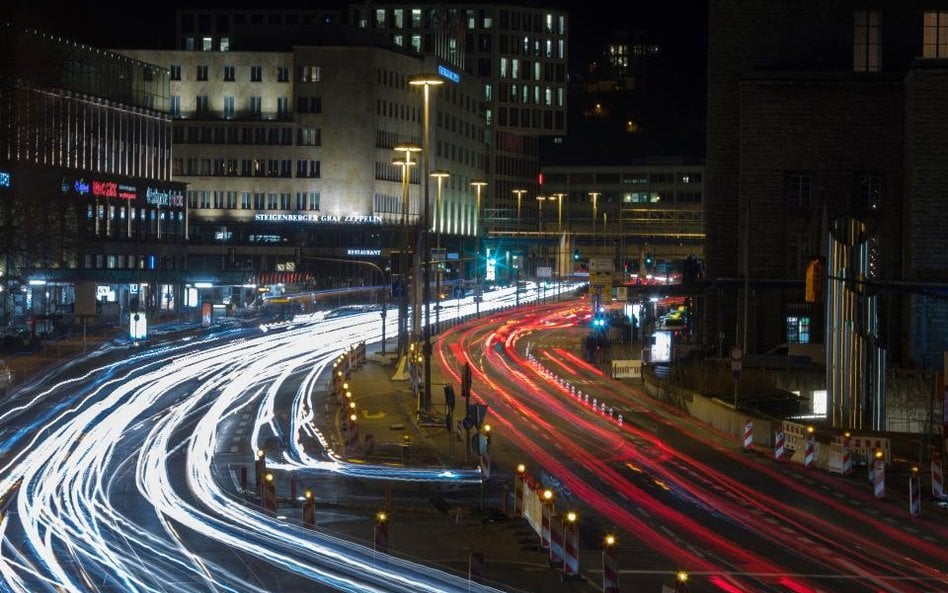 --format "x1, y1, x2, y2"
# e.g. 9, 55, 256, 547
430, 170, 449, 334
409, 73, 443, 414
589, 191, 600, 237
512, 188, 527, 230
471, 180, 487, 318
536, 195, 546, 232
393, 142, 421, 358
552, 192, 565, 233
